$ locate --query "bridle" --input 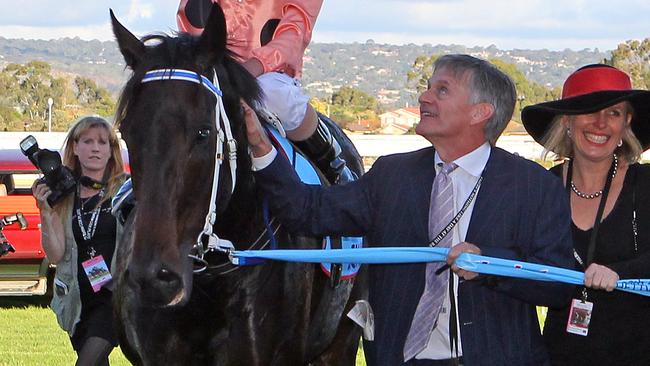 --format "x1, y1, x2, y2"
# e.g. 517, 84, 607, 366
141, 68, 238, 272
